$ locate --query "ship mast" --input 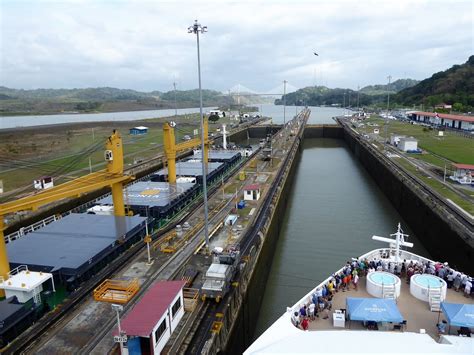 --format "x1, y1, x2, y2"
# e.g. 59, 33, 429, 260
372, 223, 414, 264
